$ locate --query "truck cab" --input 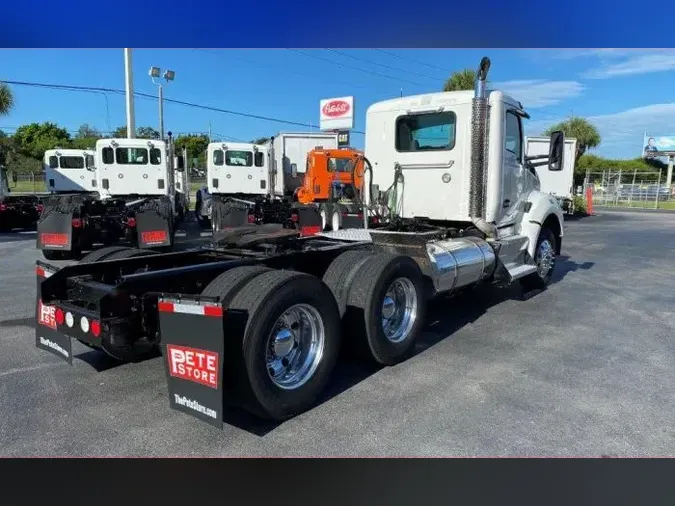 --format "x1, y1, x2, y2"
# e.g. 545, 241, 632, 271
206, 142, 269, 198
43, 149, 97, 194
95, 138, 173, 199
